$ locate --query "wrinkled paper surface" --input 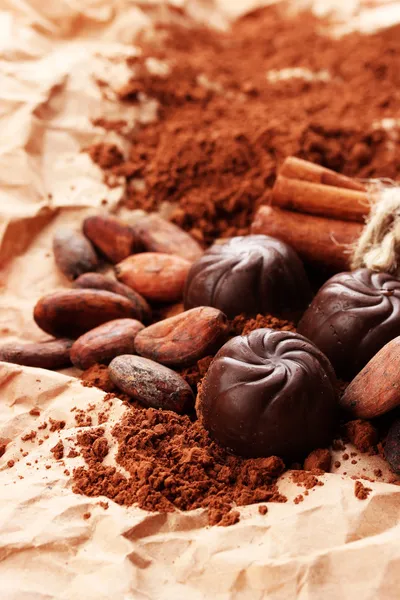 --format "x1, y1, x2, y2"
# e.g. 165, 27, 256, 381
1, 1, 400, 598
